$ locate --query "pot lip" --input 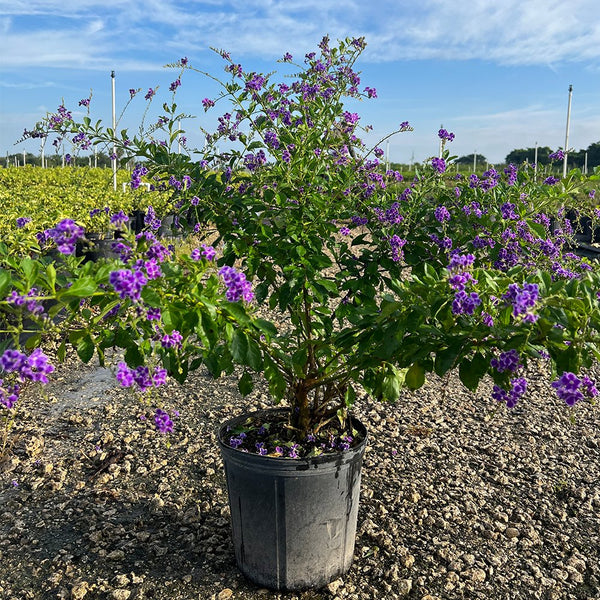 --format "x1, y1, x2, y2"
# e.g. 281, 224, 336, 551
217, 407, 368, 467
